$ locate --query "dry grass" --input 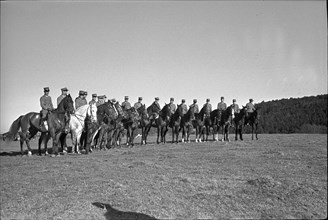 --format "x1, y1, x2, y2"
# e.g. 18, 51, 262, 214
0, 134, 327, 219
